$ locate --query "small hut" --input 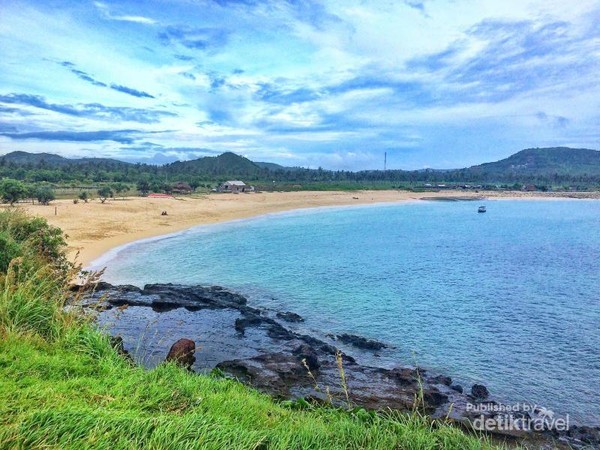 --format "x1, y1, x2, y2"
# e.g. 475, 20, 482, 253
217, 181, 253, 193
